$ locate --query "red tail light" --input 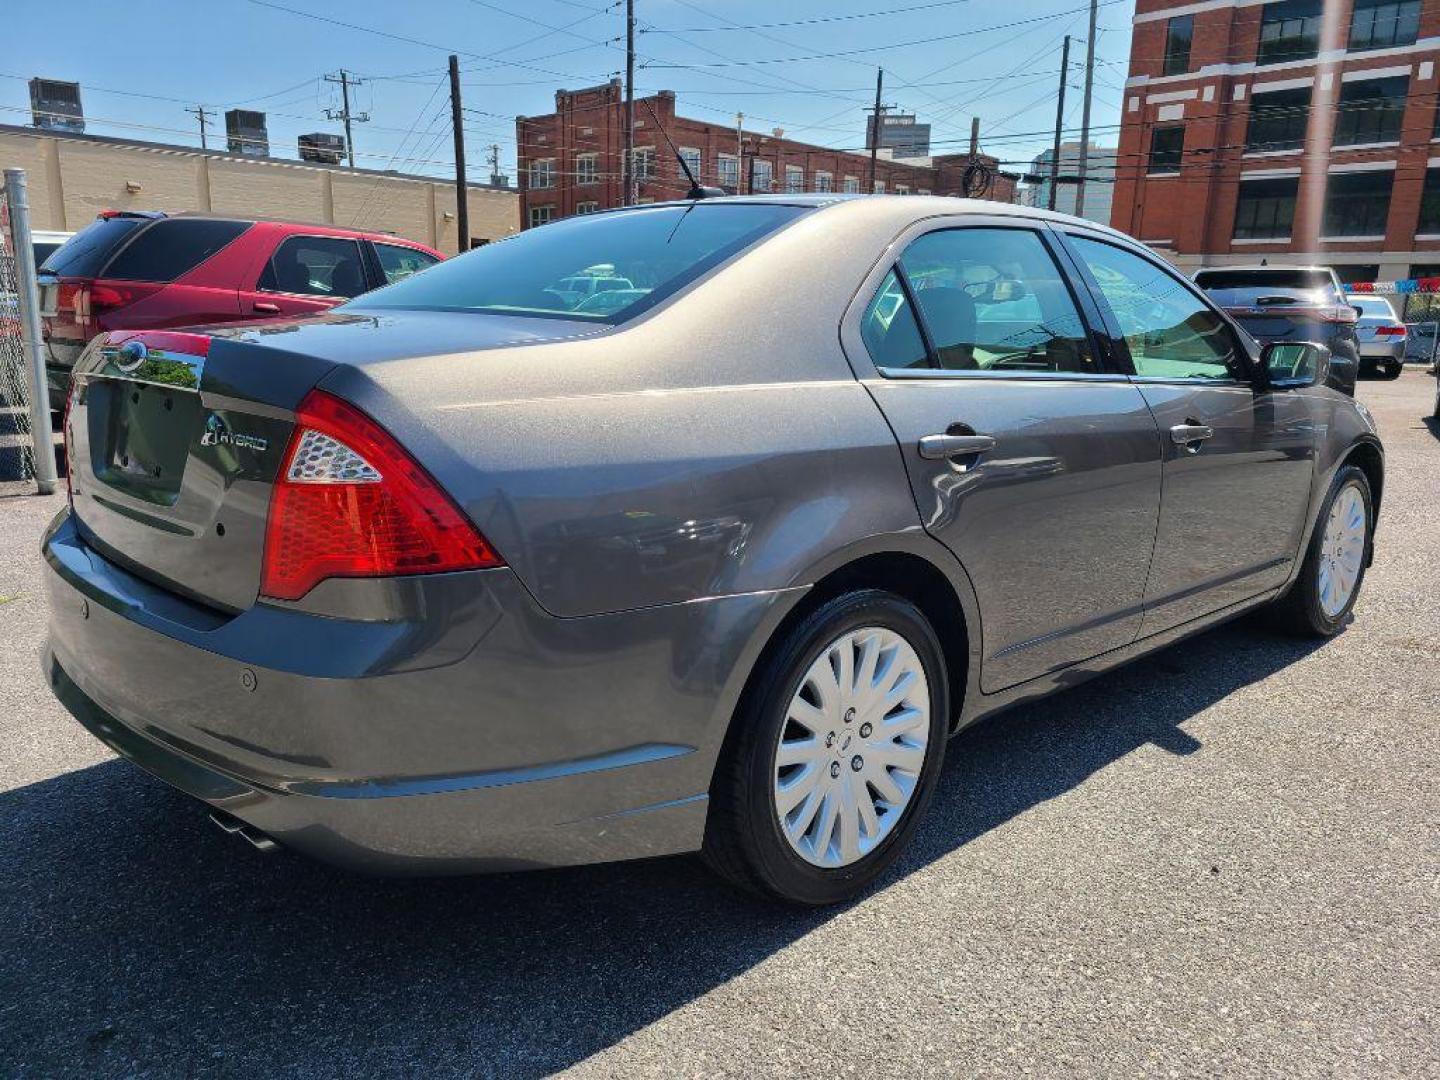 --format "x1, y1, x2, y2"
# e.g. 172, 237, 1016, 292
1374, 325, 1407, 337
260, 390, 503, 601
